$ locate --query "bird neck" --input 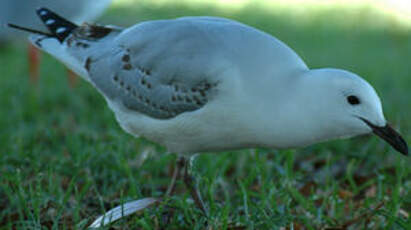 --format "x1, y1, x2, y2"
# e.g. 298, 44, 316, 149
253, 70, 344, 149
